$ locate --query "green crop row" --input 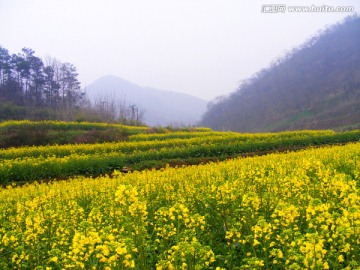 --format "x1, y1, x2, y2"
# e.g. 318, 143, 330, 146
128, 129, 336, 141
0, 120, 149, 132
0, 133, 240, 160
0, 129, 345, 161
1, 130, 359, 184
